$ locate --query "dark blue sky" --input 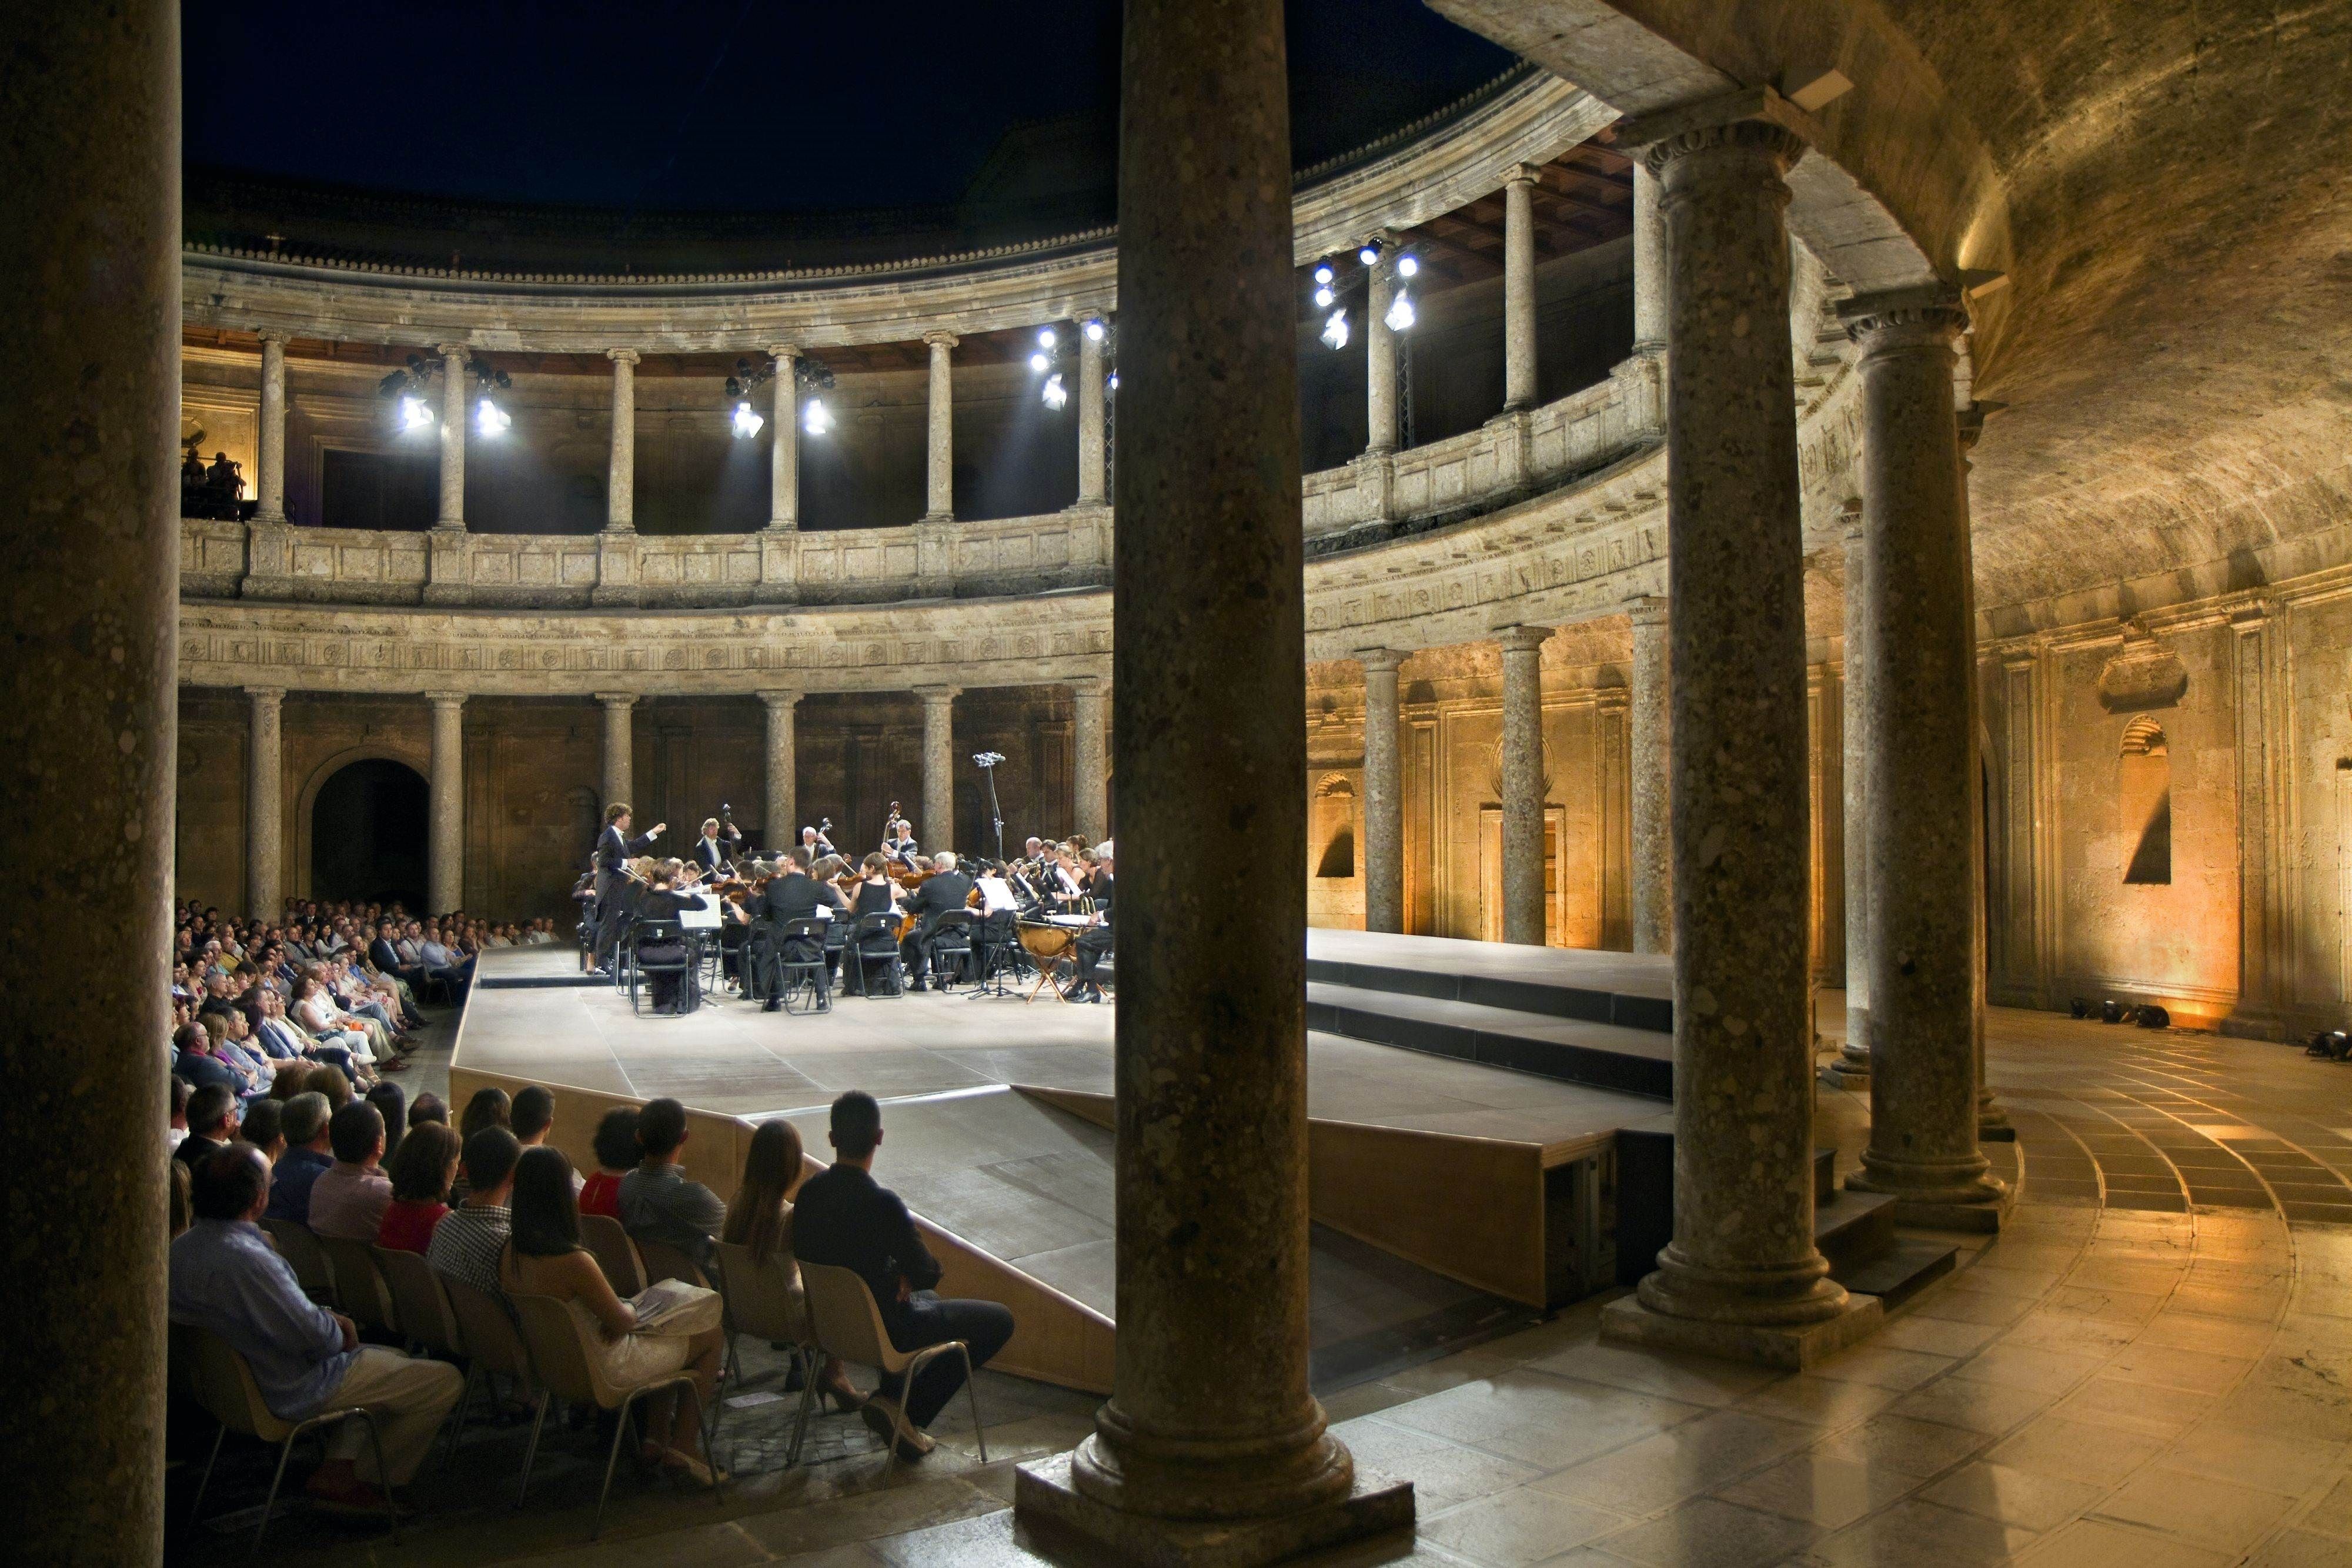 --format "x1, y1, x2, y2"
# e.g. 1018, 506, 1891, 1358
183, 1, 1516, 213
